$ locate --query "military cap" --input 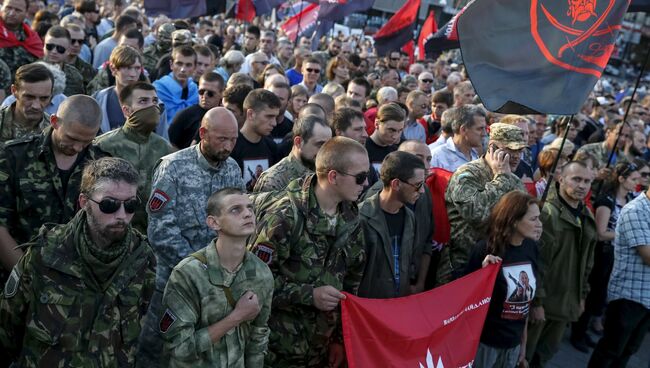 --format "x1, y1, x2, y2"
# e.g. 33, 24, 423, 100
158, 23, 176, 42
172, 30, 192, 46
489, 122, 527, 150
